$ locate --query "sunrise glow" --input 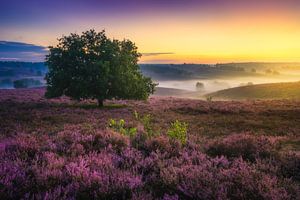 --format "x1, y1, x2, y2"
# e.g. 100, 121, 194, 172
1, 0, 300, 63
